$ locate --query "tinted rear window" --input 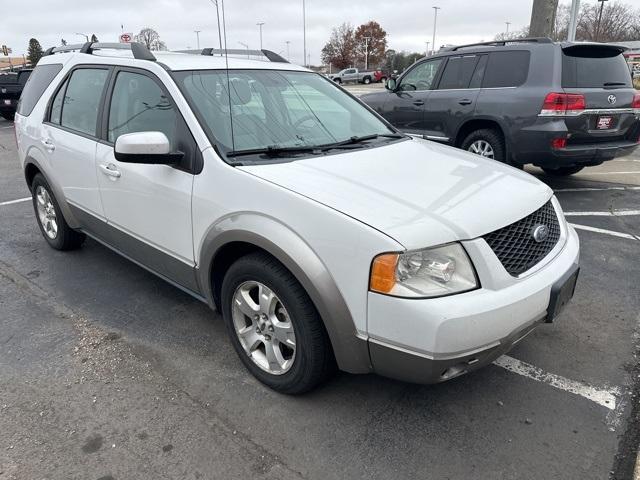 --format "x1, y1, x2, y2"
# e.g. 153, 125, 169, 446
438, 55, 479, 89
17, 64, 62, 116
482, 51, 530, 88
562, 48, 632, 88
